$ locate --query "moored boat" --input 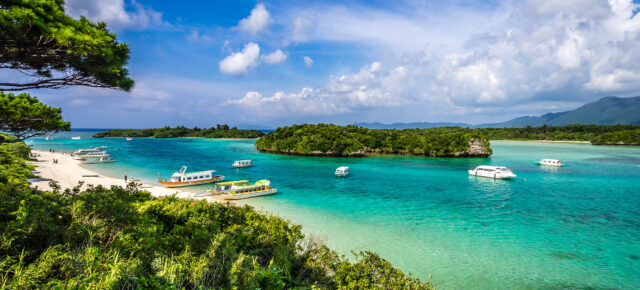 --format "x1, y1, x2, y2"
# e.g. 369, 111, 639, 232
335, 166, 349, 177
78, 155, 116, 164
126, 137, 133, 141
232, 160, 254, 168
158, 166, 224, 188
217, 180, 277, 200
45, 135, 52, 140
468, 165, 516, 179
537, 159, 563, 167
72, 150, 109, 160
71, 136, 82, 140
